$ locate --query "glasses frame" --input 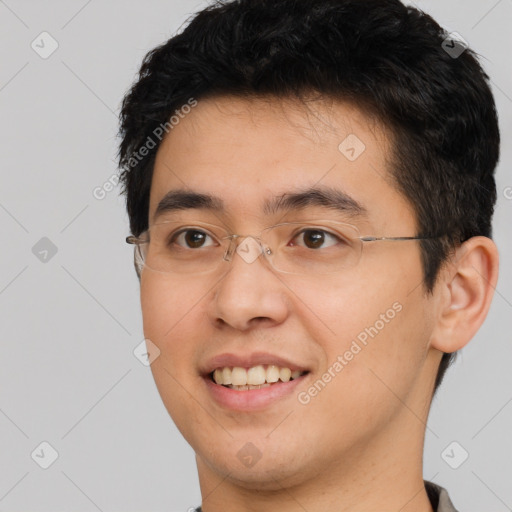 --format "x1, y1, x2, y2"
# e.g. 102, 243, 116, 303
125, 219, 442, 276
